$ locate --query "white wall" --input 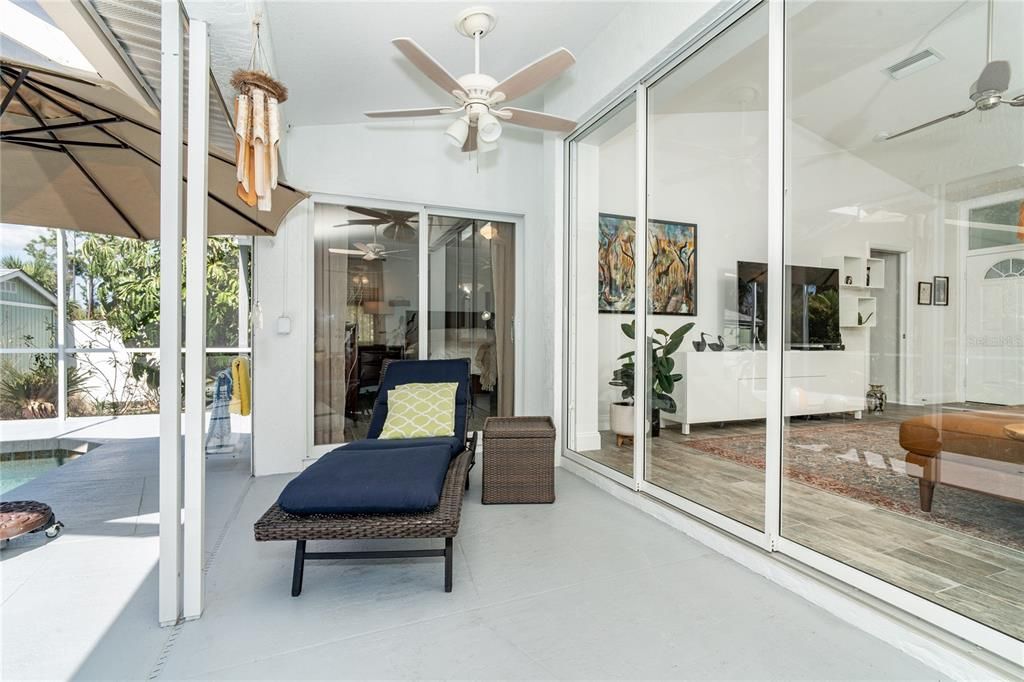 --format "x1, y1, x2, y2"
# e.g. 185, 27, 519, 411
252, 121, 550, 474
252, 201, 311, 475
